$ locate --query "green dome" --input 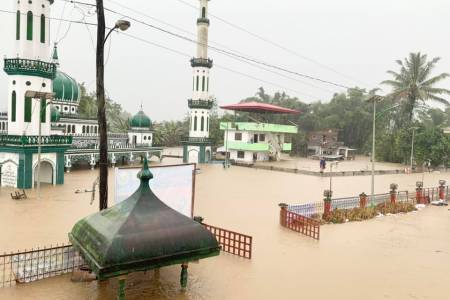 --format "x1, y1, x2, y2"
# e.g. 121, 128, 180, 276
53, 70, 80, 103
51, 107, 60, 122
130, 110, 152, 128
